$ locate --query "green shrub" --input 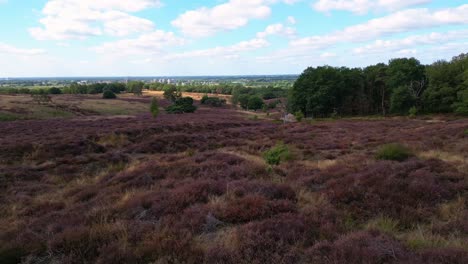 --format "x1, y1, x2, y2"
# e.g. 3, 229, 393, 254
102, 90, 117, 99
376, 143, 413, 161
294, 111, 304, 122
48, 87, 62, 94
201, 95, 226, 107
166, 97, 197, 114
408, 106, 418, 117
150, 97, 159, 118
0, 112, 19, 122
263, 142, 291, 165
